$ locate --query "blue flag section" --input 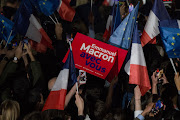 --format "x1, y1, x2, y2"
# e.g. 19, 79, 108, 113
111, 1, 121, 34
31, 0, 60, 16
160, 27, 180, 58
110, 2, 116, 35
64, 50, 77, 88
13, 0, 33, 36
159, 19, 180, 28
108, 2, 139, 50
0, 15, 15, 43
